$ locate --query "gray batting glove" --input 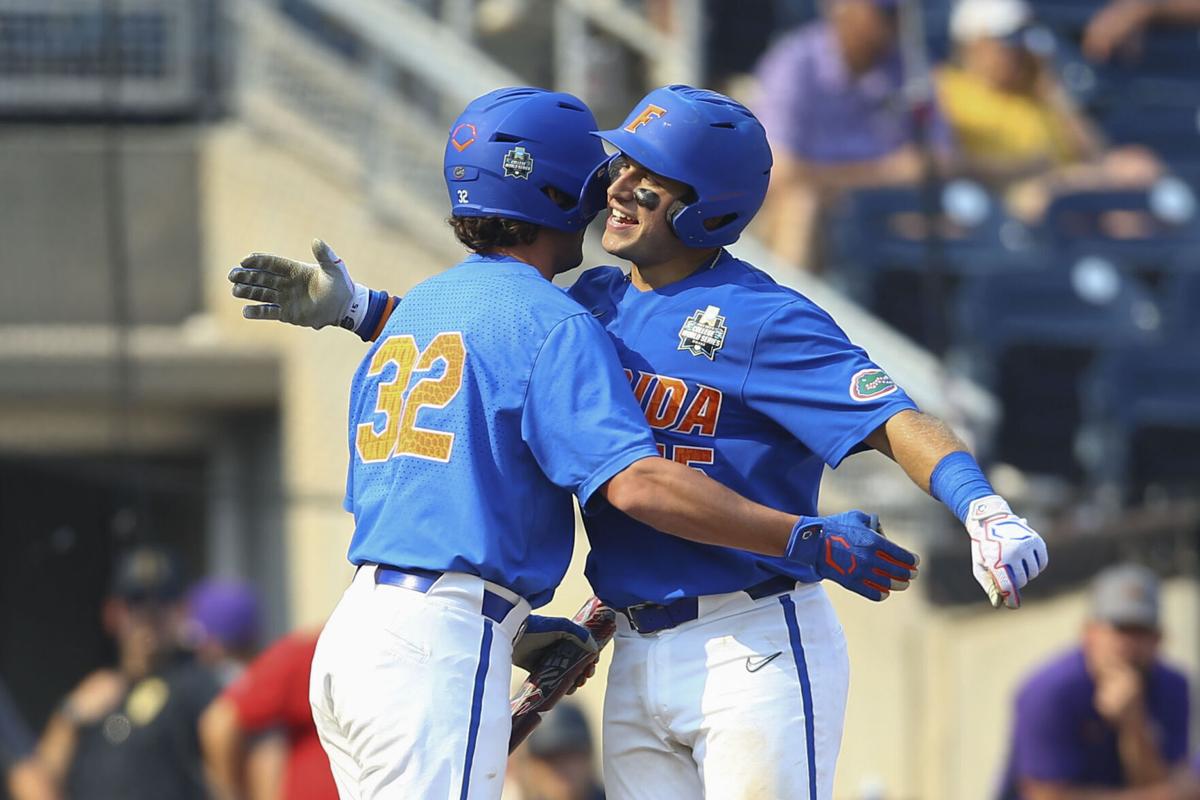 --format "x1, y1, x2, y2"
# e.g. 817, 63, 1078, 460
229, 238, 365, 330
